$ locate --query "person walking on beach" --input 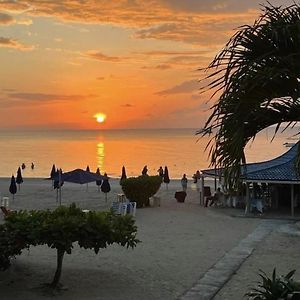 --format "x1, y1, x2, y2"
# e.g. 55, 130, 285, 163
157, 166, 164, 178
181, 174, 188, 192
31, 162, 35, 170
21, 163, 26, 170
142, 165, 148, 176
